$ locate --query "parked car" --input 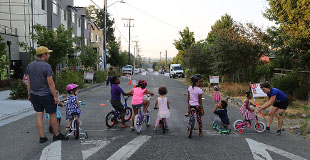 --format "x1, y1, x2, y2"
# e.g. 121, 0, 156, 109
122, 65, 133, 75
169, 64, 184, 78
